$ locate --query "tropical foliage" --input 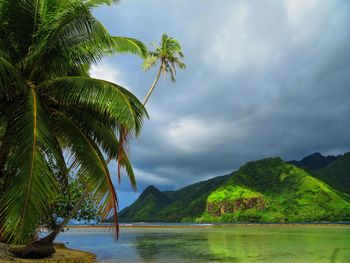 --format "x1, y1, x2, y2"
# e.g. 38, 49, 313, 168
43, 176, 100, 232
0, 0, 147, 245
